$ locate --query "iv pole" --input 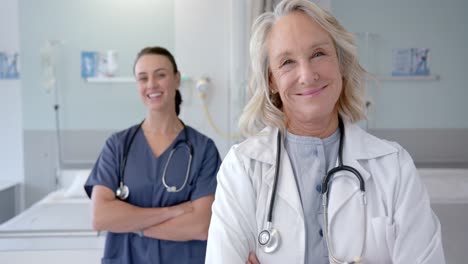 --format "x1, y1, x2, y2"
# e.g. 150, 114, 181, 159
41, 40, 94, 189
41, 40, 64, 187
